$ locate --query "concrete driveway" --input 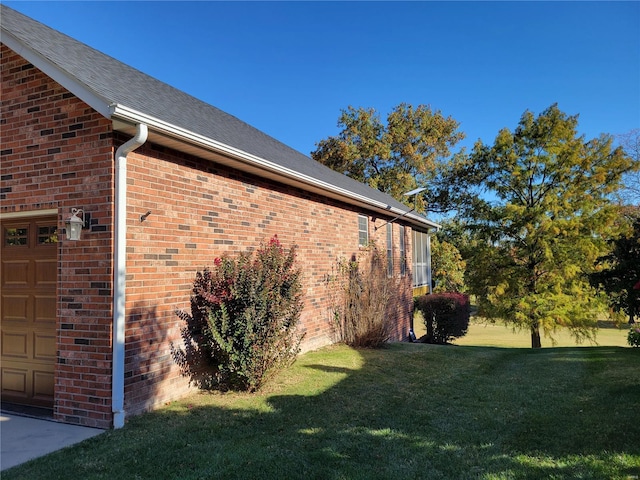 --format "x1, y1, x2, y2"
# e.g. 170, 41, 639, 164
1, 412, 104, 471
